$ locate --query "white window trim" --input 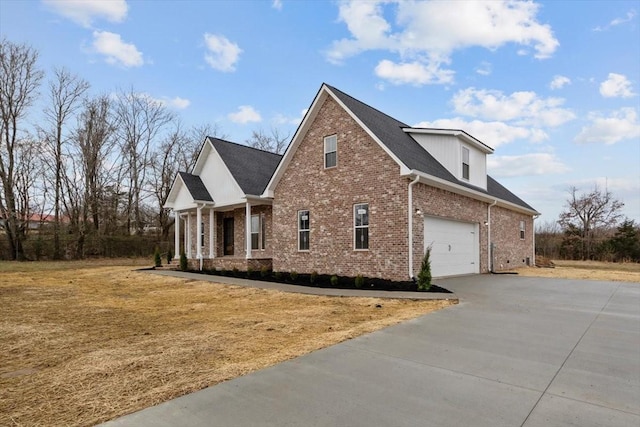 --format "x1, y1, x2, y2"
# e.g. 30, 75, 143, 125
354, 203, 369, 251
250, 214, 267, 251
324, 135, 337, 169
461, 146, 470, 181
298, 210, 310, 252
520, 220, 526, 240
200, 221, 205, 248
